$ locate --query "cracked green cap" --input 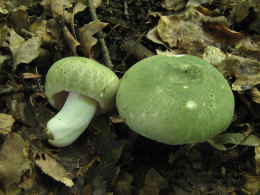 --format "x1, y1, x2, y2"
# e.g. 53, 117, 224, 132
116, 55, 234, 144
45, 56, 119, 115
